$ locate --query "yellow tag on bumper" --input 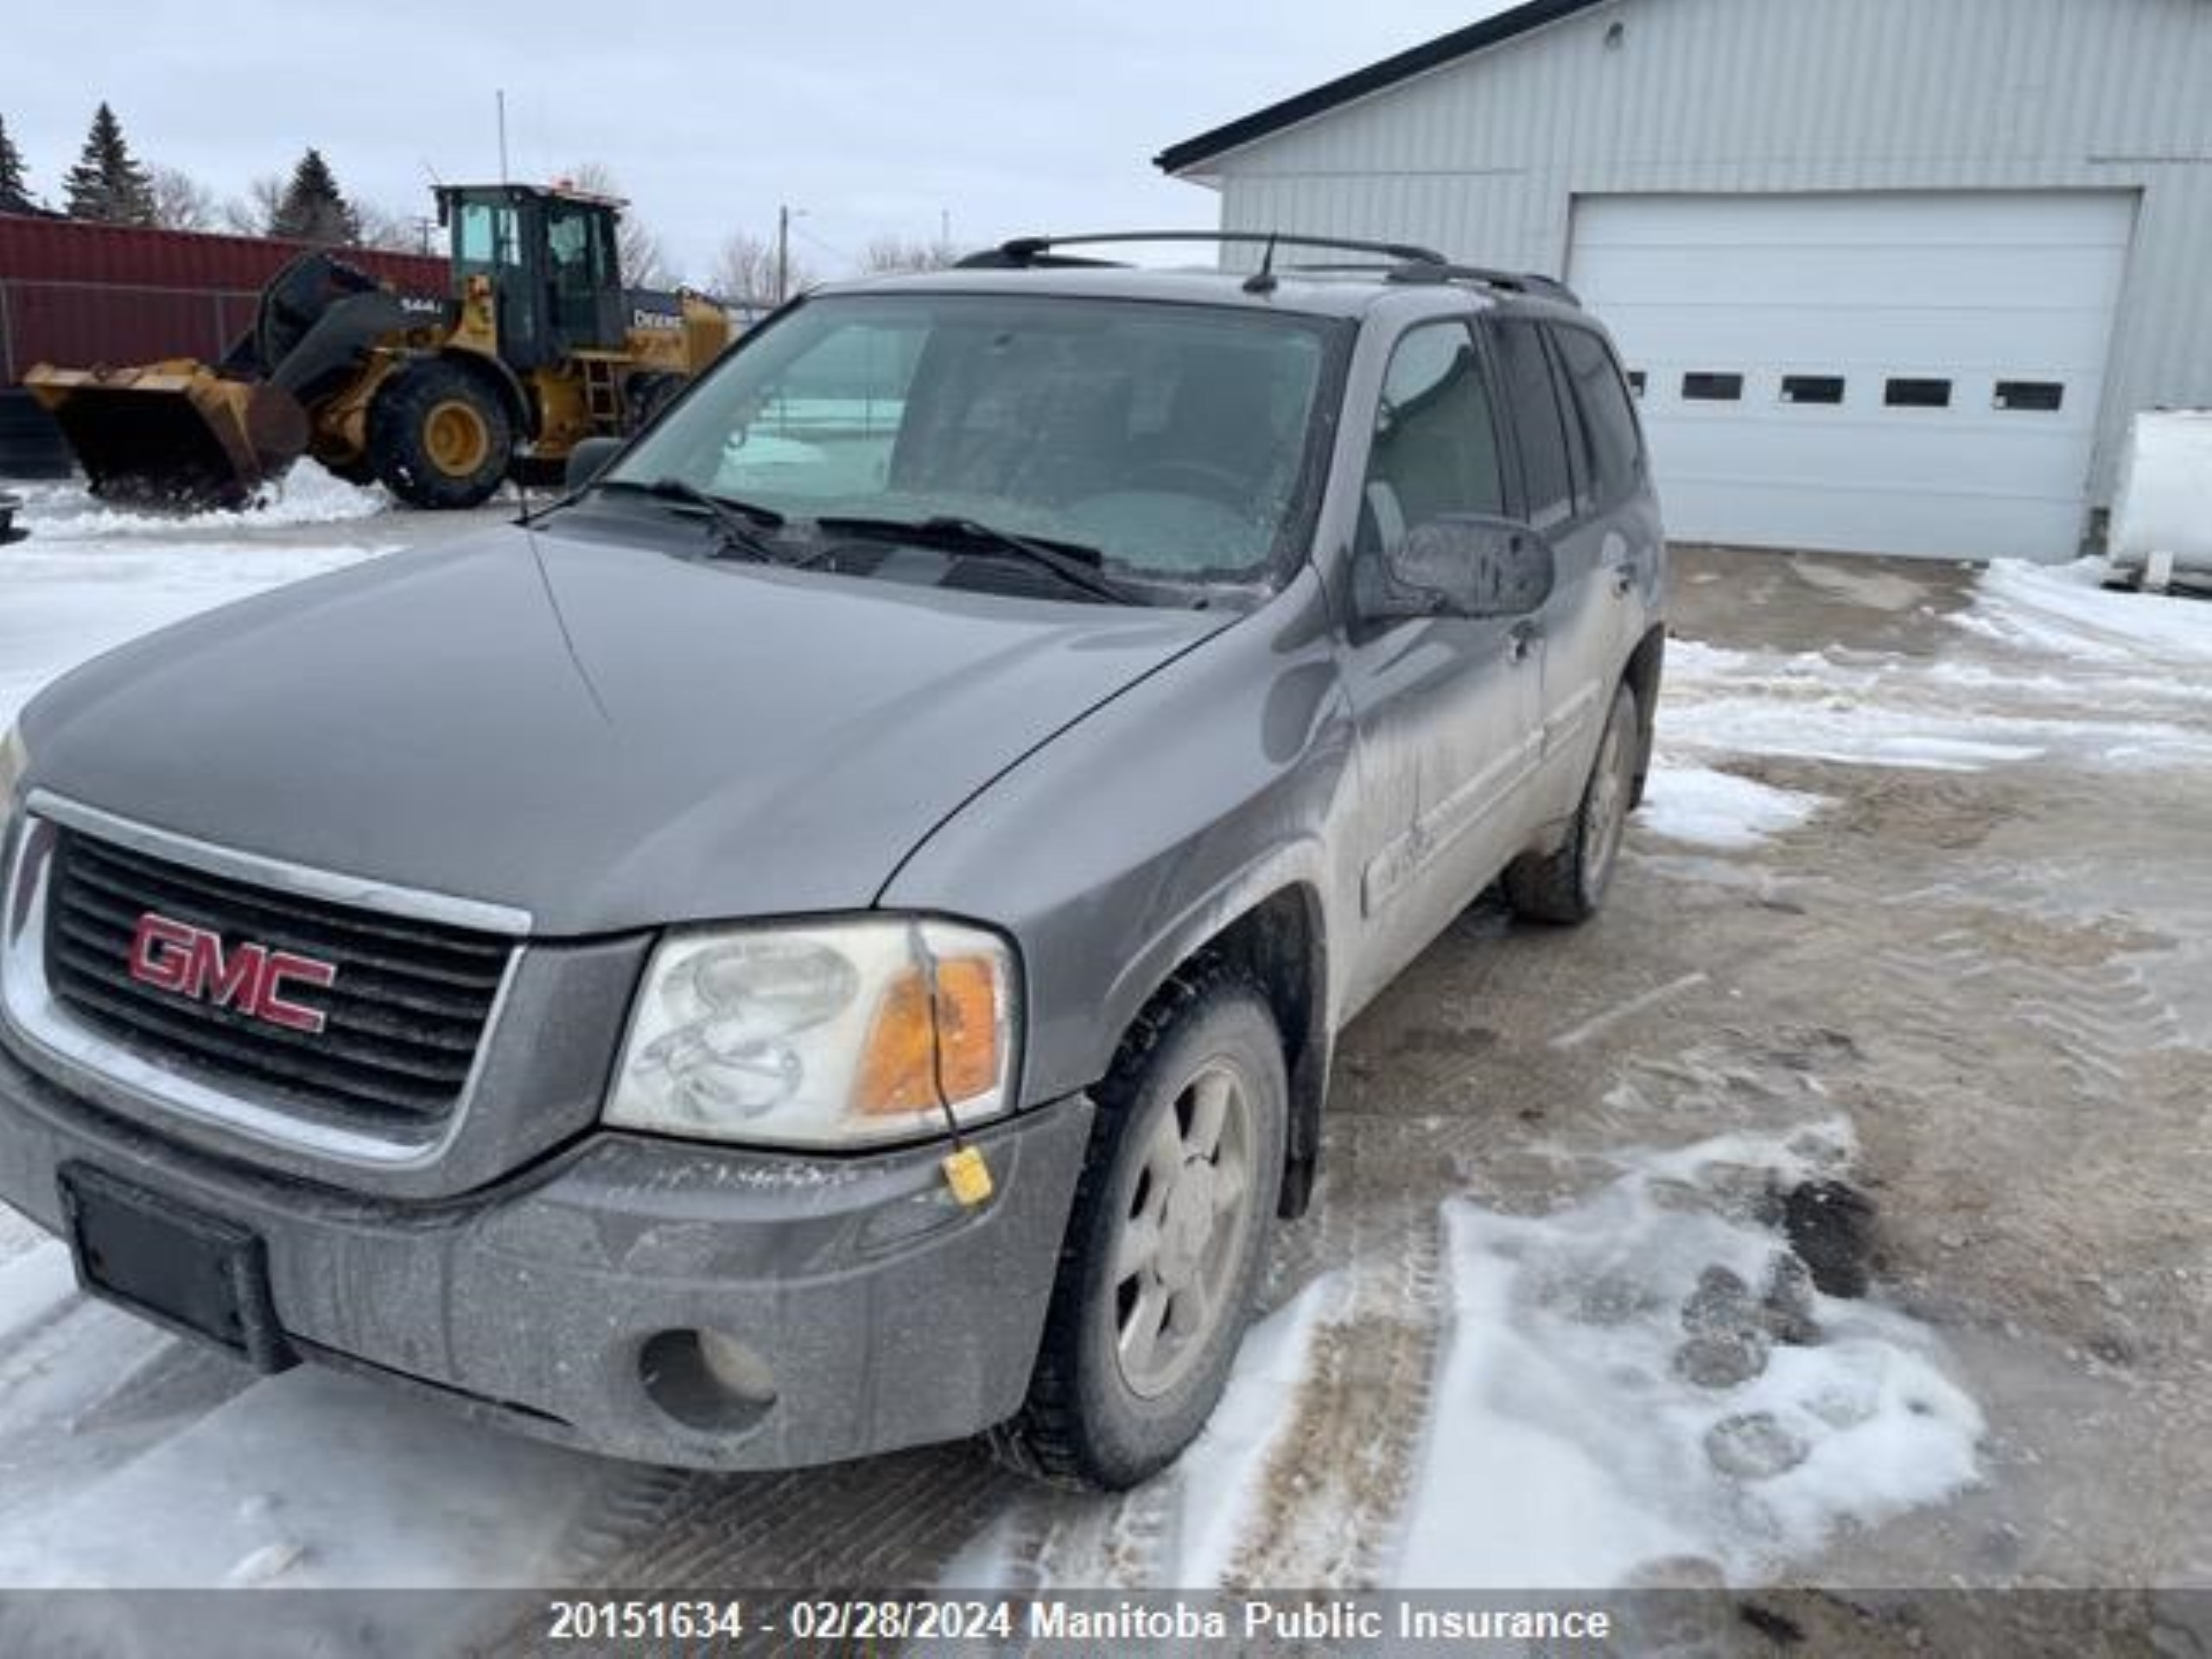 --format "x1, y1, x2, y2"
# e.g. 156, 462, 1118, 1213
942, 1146, 994, 1207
